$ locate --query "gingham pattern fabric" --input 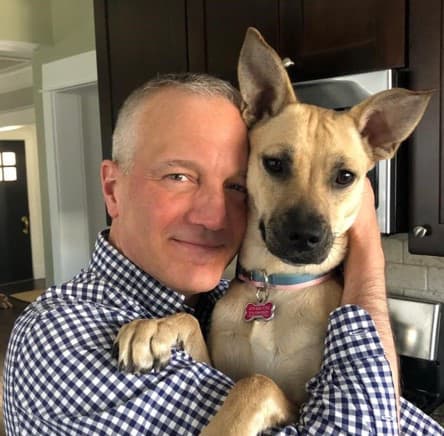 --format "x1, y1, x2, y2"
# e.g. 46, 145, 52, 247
4, 231, 443, 435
